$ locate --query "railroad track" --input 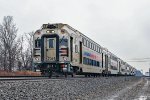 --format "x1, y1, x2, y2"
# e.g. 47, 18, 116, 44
0, 75, 86, 81
0, 76, 50, 81
0, 75, 139, 81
